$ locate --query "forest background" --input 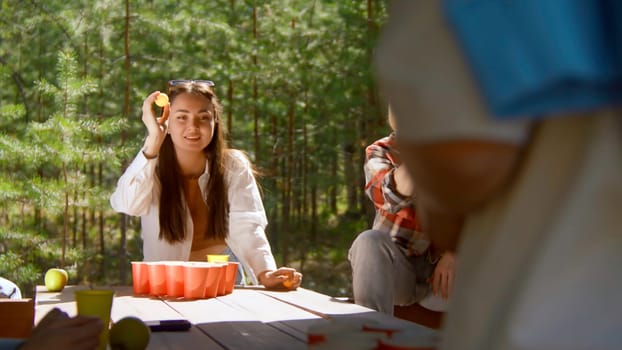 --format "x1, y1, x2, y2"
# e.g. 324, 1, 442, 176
0, 0, 389, 298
